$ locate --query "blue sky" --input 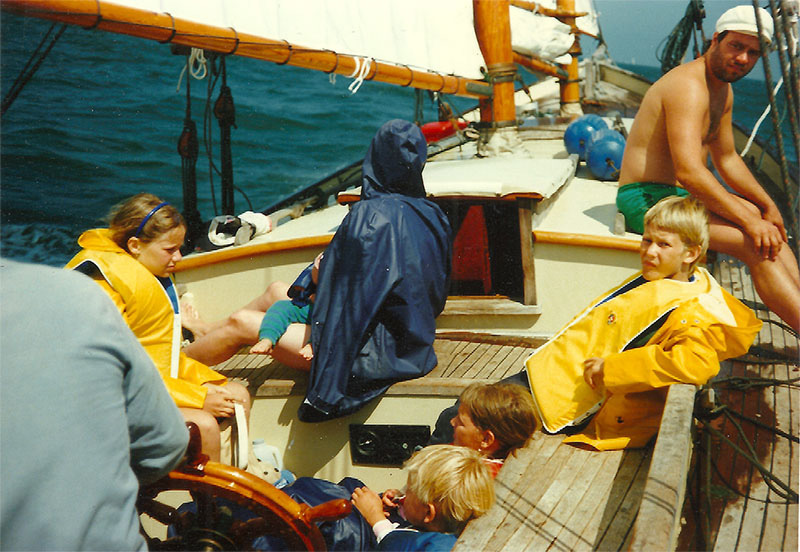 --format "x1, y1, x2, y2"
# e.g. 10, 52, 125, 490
592, 0, 771, 69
